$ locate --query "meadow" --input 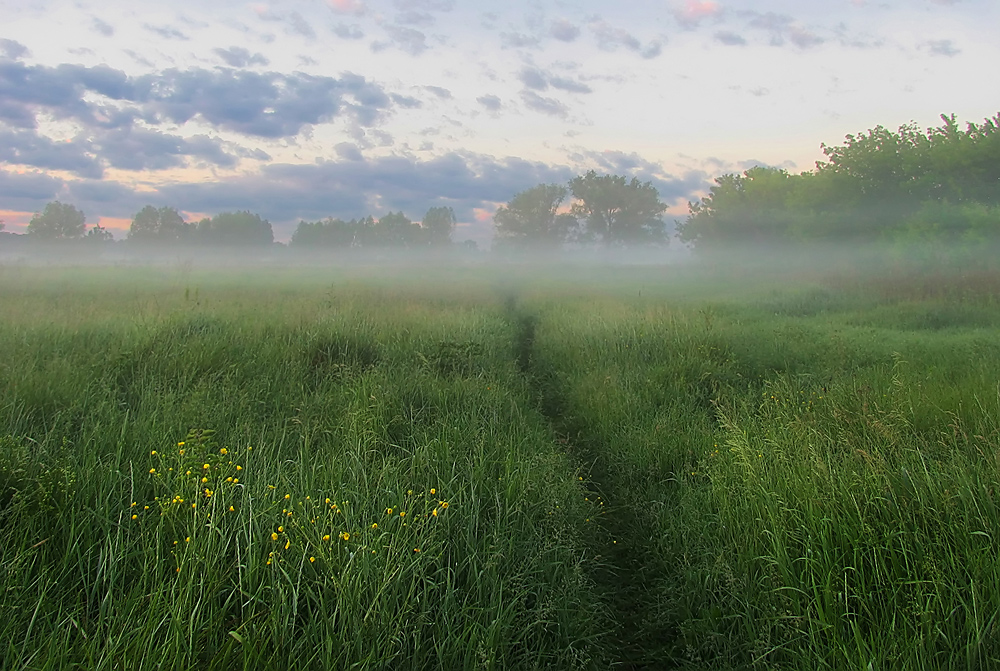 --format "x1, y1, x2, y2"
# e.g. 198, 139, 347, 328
1, 261, 998, 670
